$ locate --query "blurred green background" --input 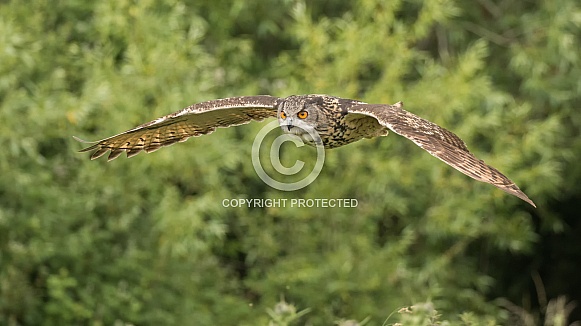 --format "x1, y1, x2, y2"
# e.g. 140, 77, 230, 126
1, 0, 580, 325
